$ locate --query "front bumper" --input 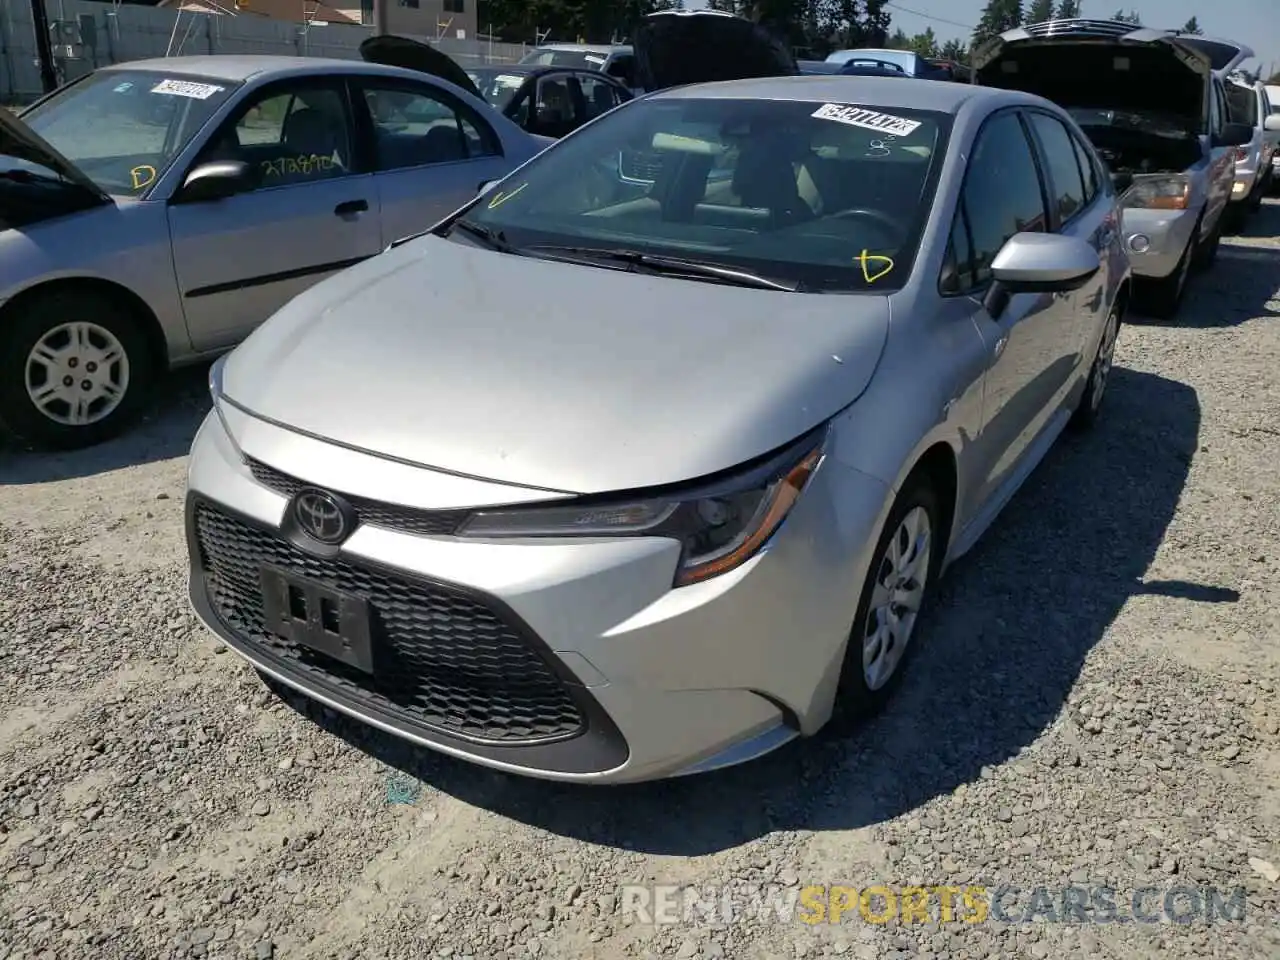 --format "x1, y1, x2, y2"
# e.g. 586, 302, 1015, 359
185, 403, 890, 784
1118, 205, 1200, 280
